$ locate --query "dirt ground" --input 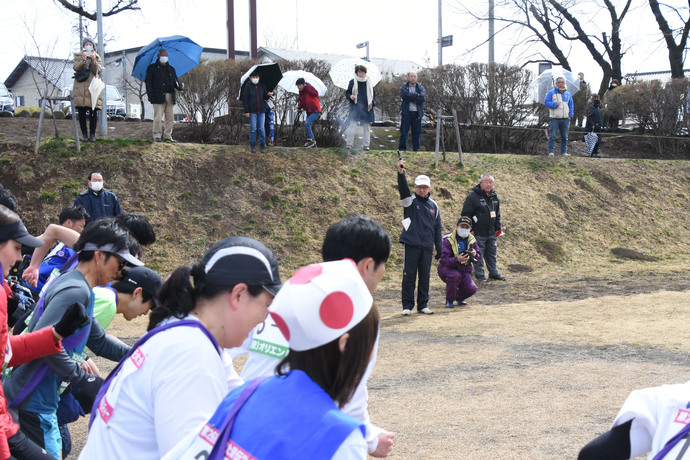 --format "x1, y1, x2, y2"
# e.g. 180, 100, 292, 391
3, 117, 689, 459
